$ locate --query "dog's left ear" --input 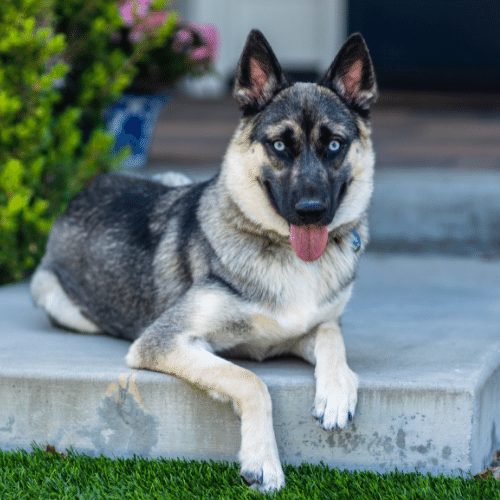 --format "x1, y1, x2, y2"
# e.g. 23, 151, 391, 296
234, 30, 288, 113
319, 33, 378, 113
